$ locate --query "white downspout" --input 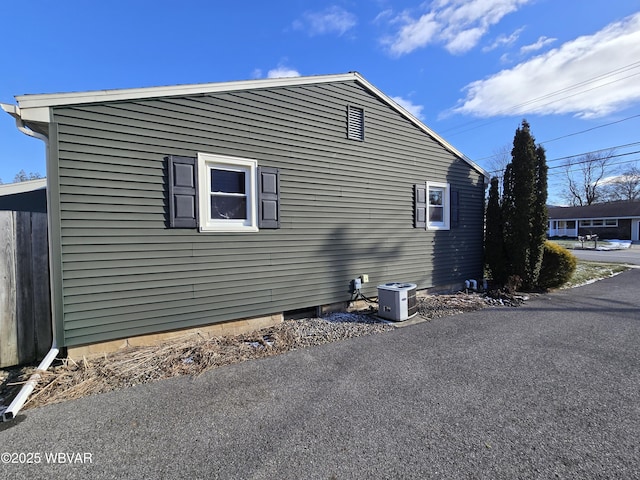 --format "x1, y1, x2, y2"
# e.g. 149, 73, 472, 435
2, 348, 59, 421
1, 103, 59, 422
